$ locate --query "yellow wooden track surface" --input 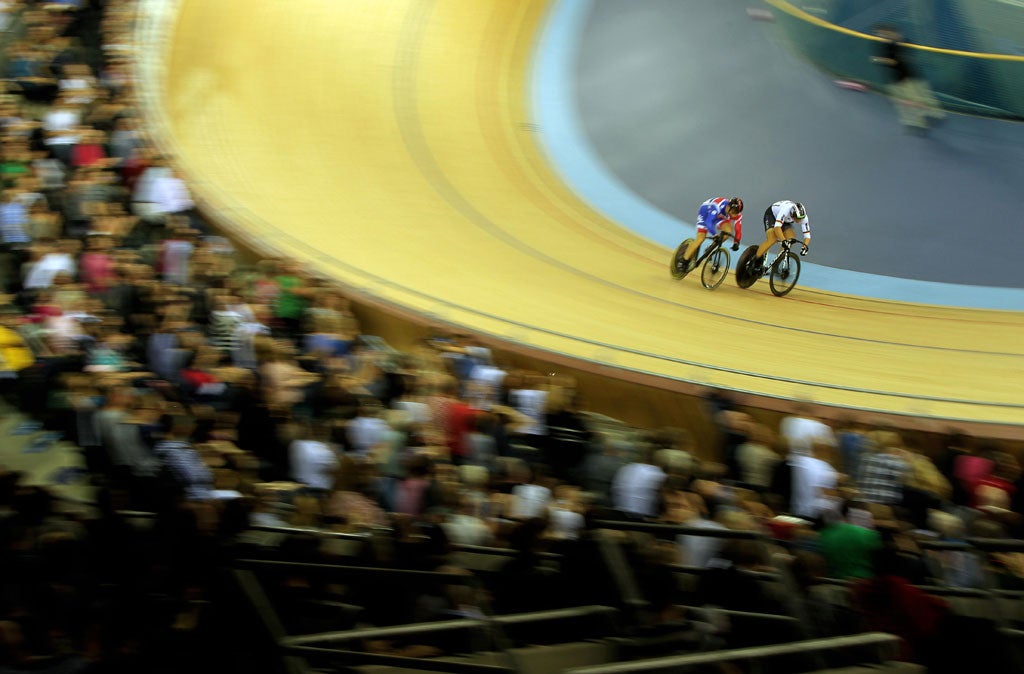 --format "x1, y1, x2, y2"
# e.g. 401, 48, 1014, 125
155, 0, 1024, 428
